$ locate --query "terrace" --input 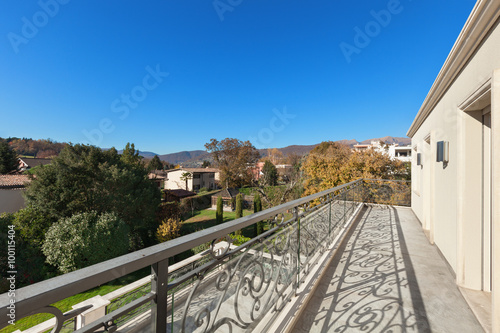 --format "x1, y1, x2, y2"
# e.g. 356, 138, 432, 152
0, 179, 483, 332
